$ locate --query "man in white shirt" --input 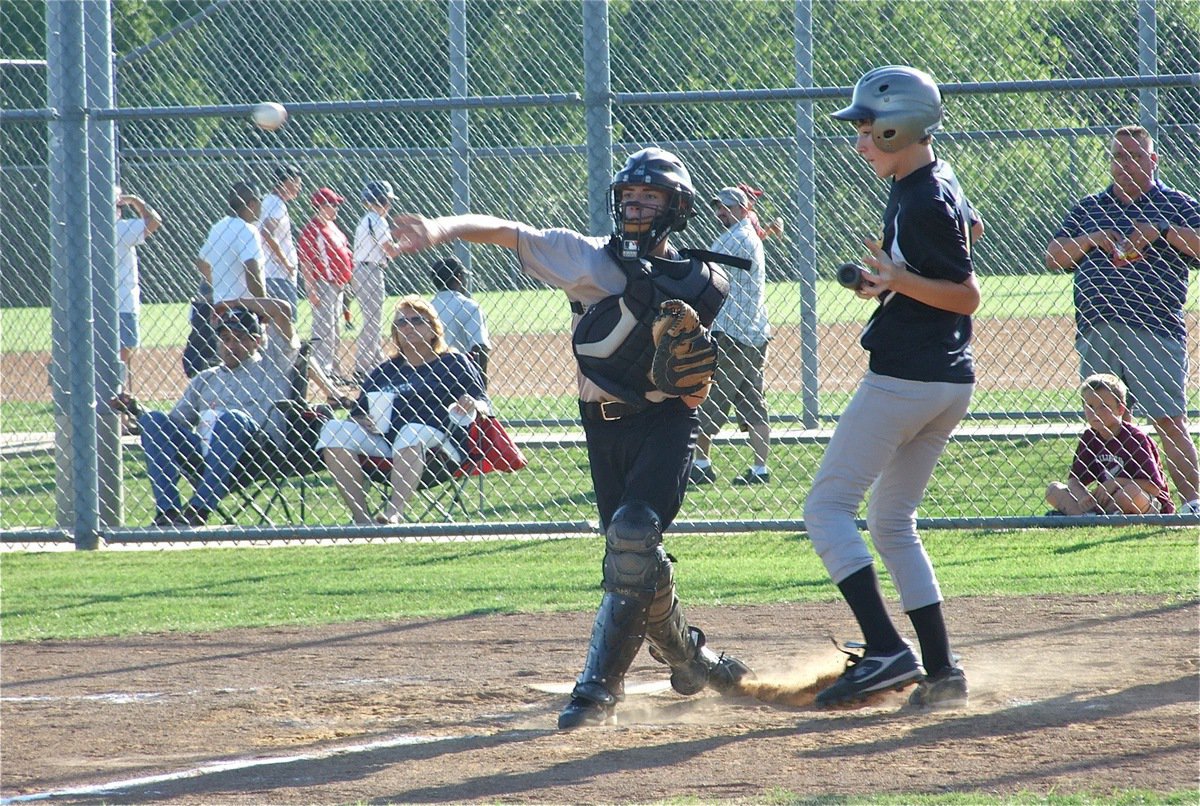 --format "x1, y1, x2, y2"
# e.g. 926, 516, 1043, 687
351, 180, 401, 378
429, 256, 492, 386
692, 186, 772, 486
197, 181, 267, 306
260, 165, 303, 321
113, 185, 162, 398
